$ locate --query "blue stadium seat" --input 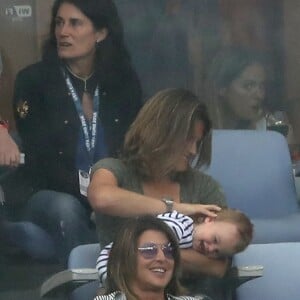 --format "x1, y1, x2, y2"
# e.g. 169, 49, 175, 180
68, 244, 100, 300
205, 130, 300, 243
233, 242, 300, 299
40, 243, 100, 300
